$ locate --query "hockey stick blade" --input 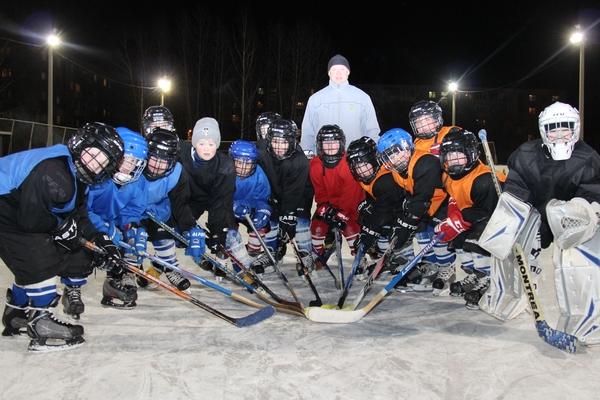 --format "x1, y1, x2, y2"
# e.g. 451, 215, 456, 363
82, 239, 274, 327
305, 233, 443, 323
